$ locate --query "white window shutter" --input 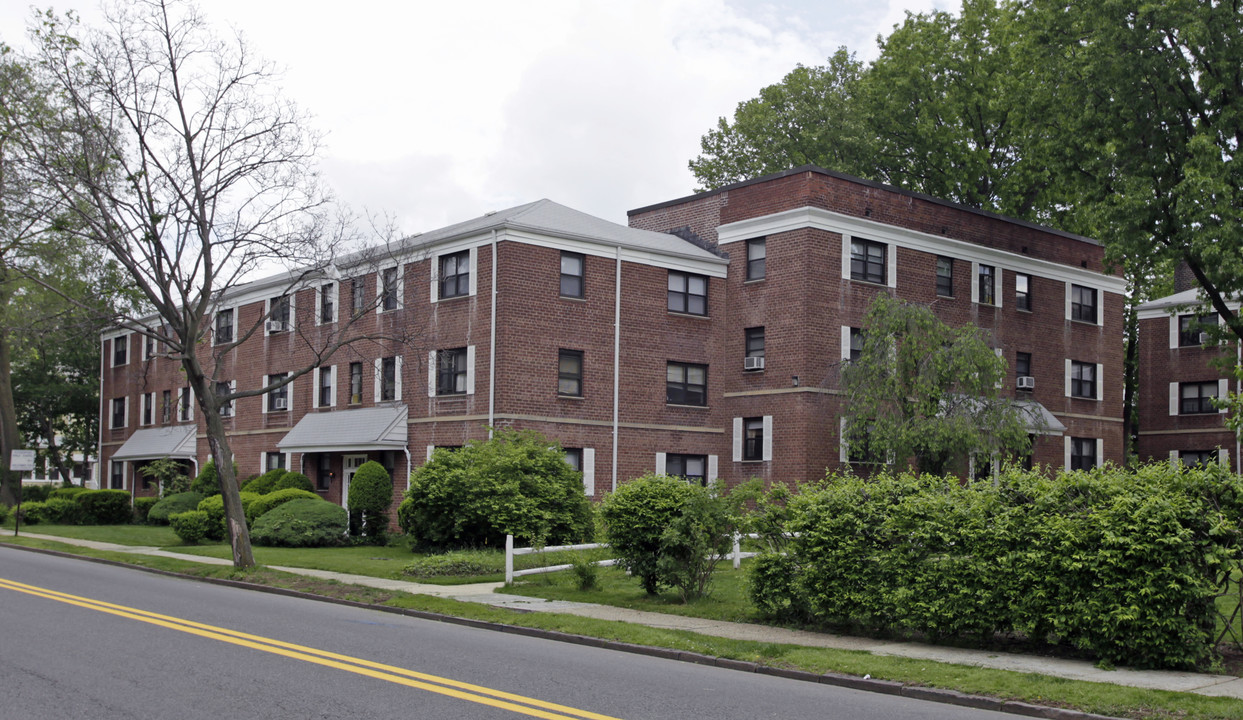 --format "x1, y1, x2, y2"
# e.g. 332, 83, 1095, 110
329, 365, 337, 407
707, 454, 718, 482
970, 261, 980, 303
762, 415, 773, 461
1064, 359, 1072, 397
426, 445, 435, 461
1063, 436, 1072, 470
1096, 363, 1104, 401
468, 247, 478, 296
395, 356, 404, 399
1220, 379, 1230, 413
839, 417, 849, 464
1170, 450, 1179, 468
995, 348, 1004, 389
124, 397, 129, 427
312, 373, 320, 409
1169, 382, 1179, 416
1169, 315, 1179, 349
655, 452, 666, 475
466, 345, 476, 395
1095, 439, 1104, 468
373, 358, 382, 402
428, 350, 437, 397
732, 418, 743, 462
995, 269, 1003, 308
1064, 282, 1072, 321
840, 326, 851, 361
886, 244, 897, 287
582, 448, 596, 495
1220, 449, 1230, 467
430, 258, 439, 302
840, 234, 851, 280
